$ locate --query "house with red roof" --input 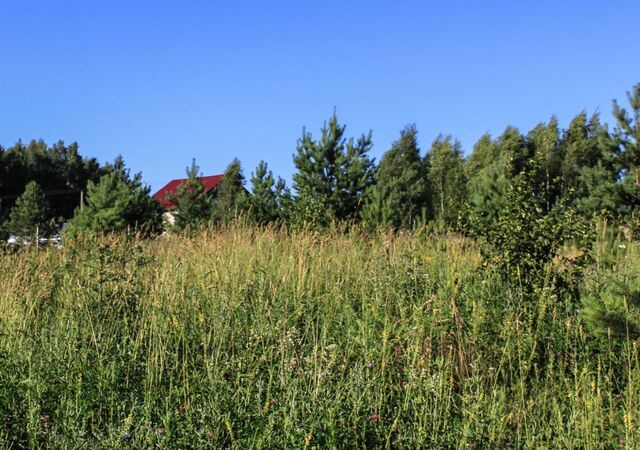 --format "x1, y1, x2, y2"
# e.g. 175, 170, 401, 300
153, 174, 224, 225
153, 174, 224, 210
